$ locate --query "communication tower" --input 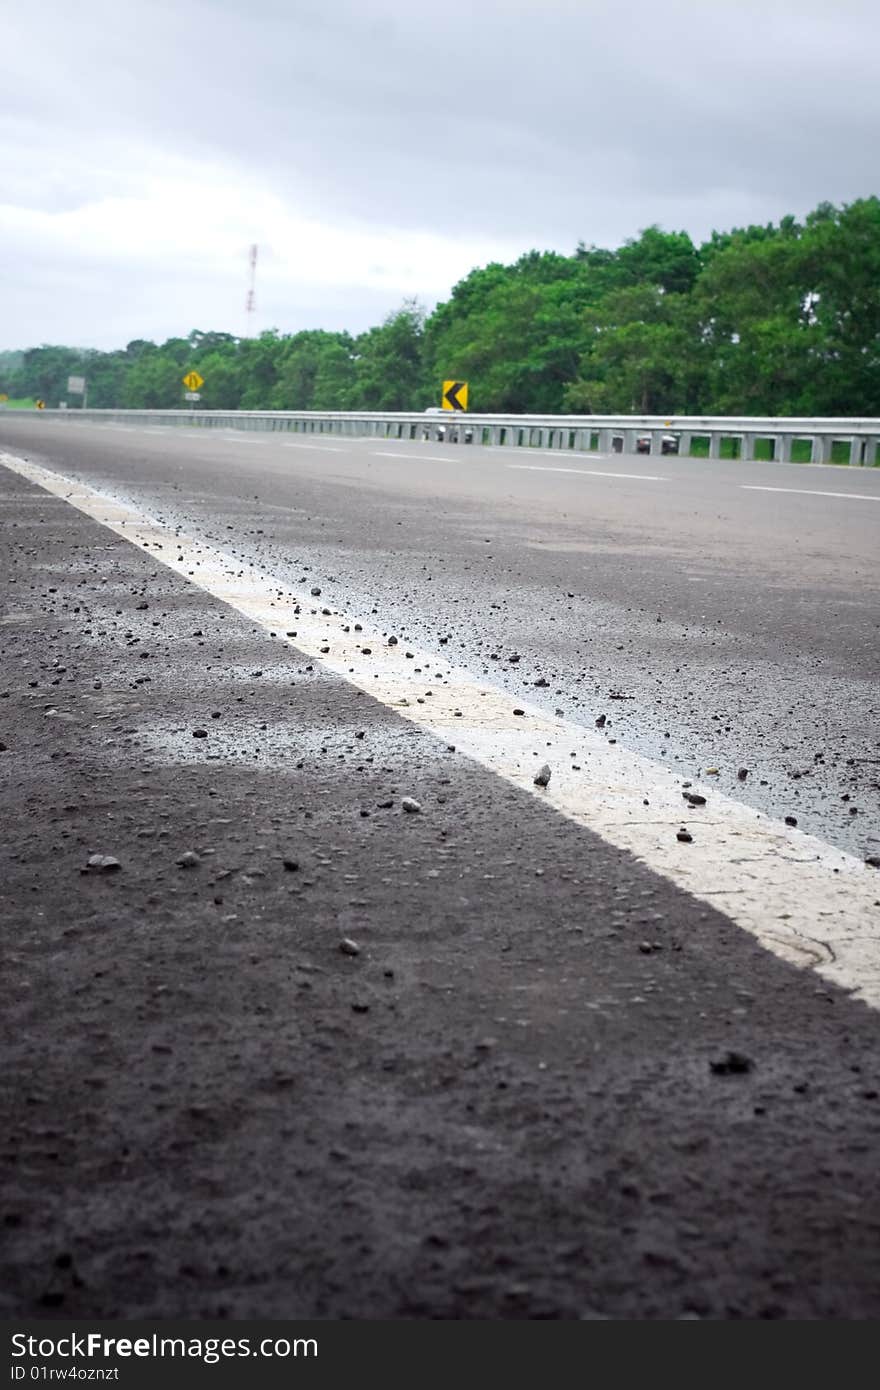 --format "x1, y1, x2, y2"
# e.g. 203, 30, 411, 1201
245, 244, 258, 335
